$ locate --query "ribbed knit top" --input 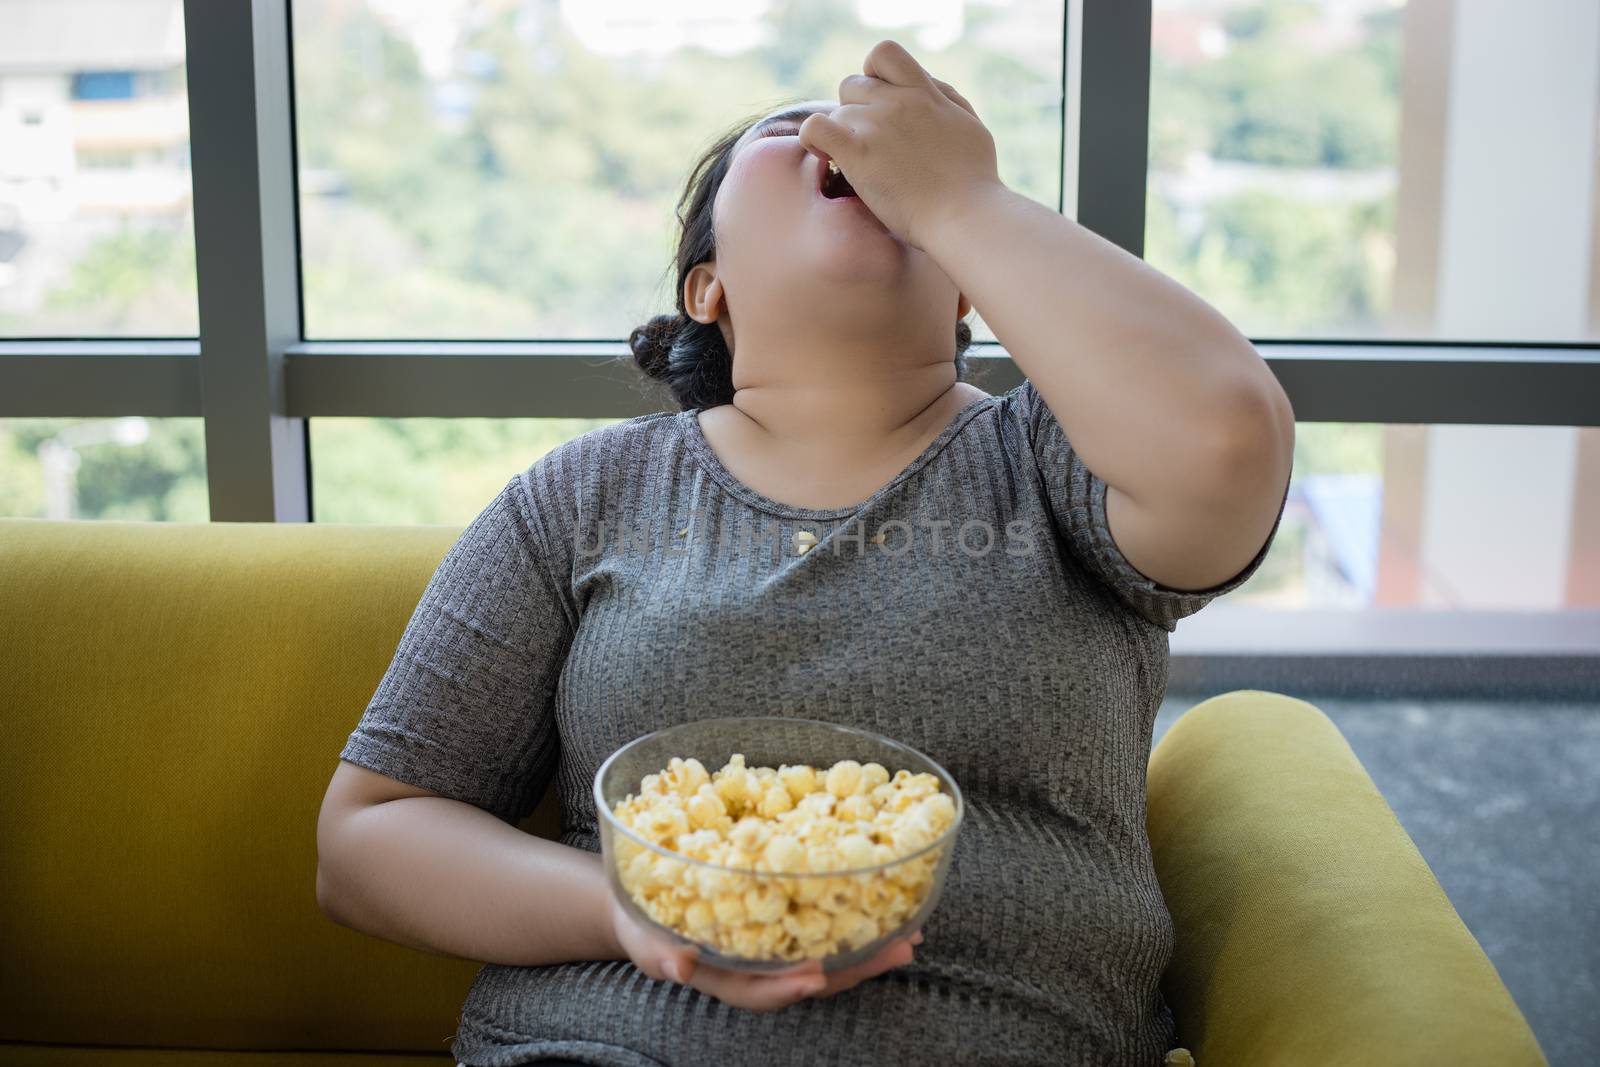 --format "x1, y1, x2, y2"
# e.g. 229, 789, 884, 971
339, 379, 1285, 1067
